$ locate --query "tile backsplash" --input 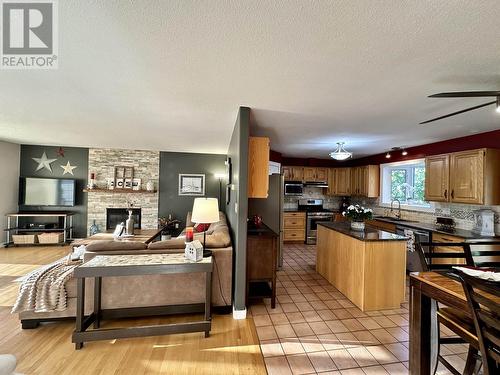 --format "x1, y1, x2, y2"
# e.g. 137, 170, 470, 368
284, 187, 342, 211
284, 187, 500, 234
352, 197, 500, 234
